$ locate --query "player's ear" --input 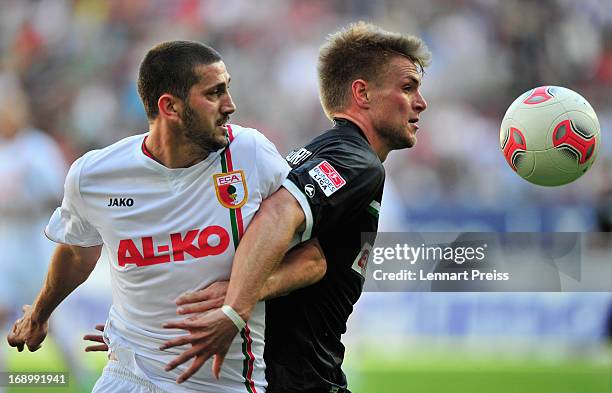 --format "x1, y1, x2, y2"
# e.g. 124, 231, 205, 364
351, 79, 370, 109
158, 94, 181, 120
